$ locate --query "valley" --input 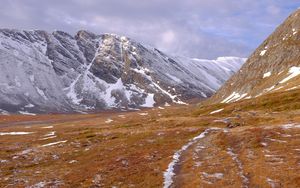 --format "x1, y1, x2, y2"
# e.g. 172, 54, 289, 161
1, 5, 300, 188
0, 89, 299, 187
